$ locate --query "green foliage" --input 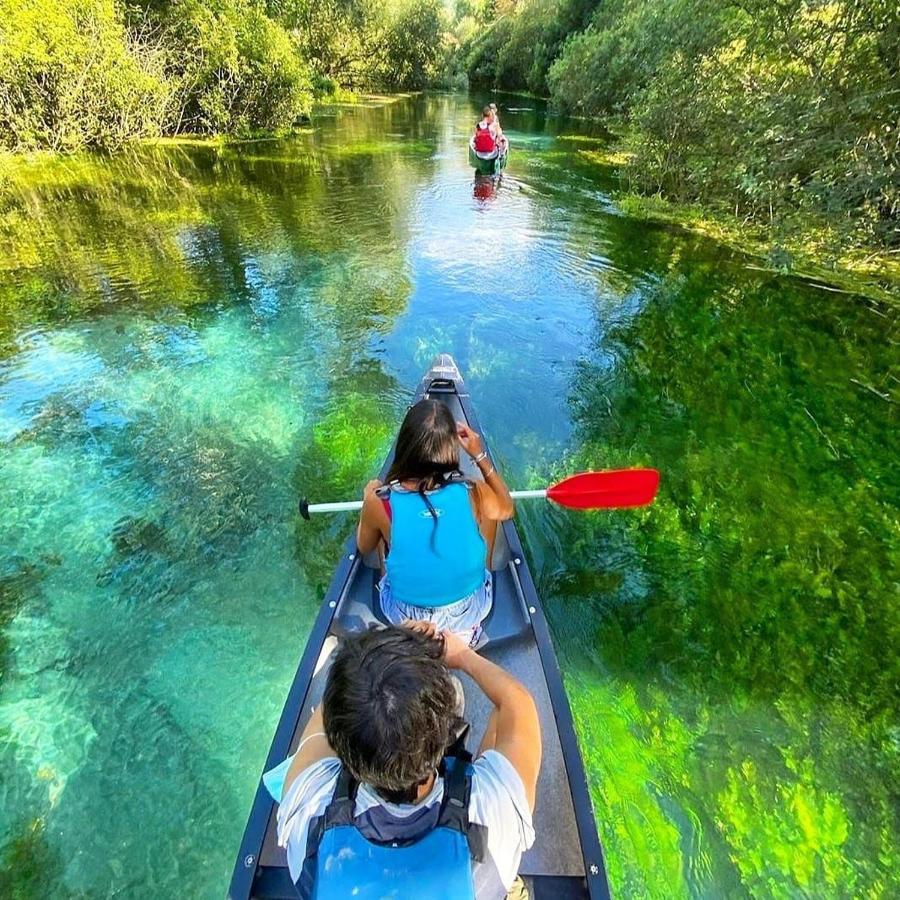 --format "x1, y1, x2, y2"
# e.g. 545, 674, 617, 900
625, 1, 900, 251
0, 0, 454, 150
467, 0, 900, 254
0, 0, 170, 151
546, 0, 731, 116
270, 0, 452, 91
375, 0, 448, 90
264, 0, 380, 87
467, 0, 599, 95
159, 0, 312, 134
